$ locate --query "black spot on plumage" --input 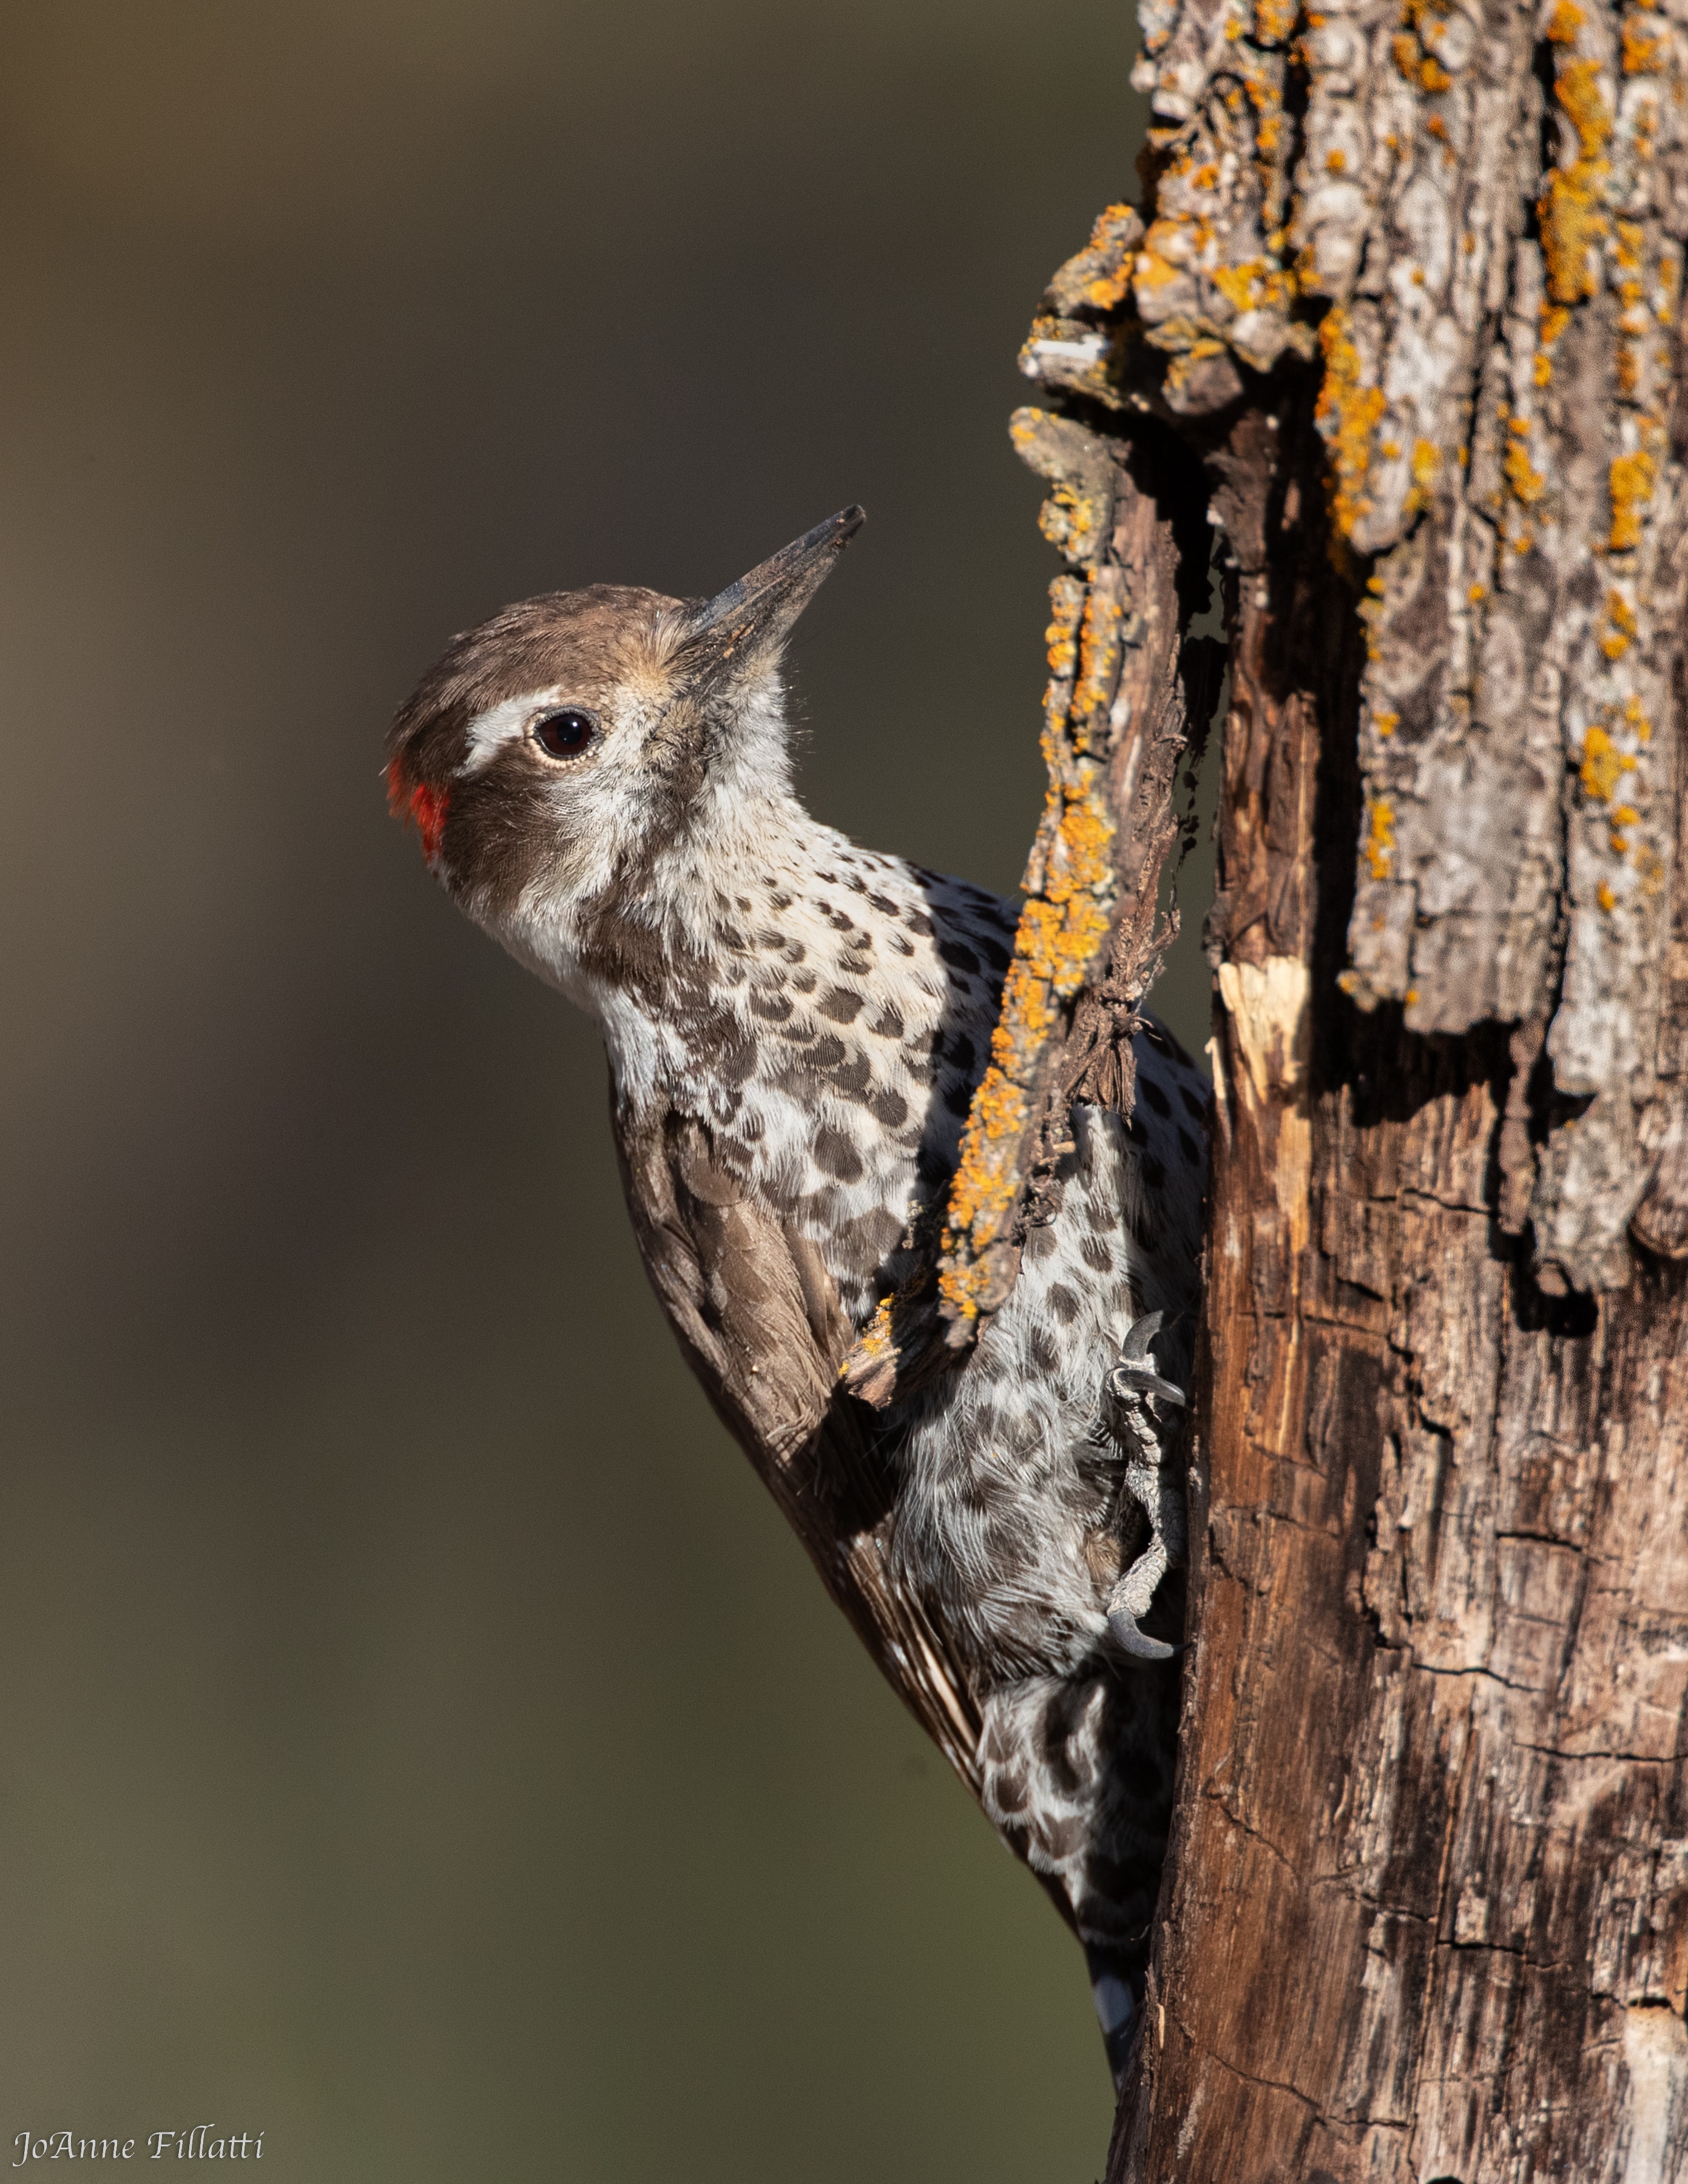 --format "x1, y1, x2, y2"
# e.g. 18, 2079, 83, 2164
1028, 1329, 1059, 1373
1181, 1085, 1207, 1122
976, 935, 1011, 972
890, 932, 914, 957
719, 1038, 757, 1084
1126, 1114, 1149, 1146
717, 923, 748, 951
1024, 1224, 1057, 1262
1140, 1077, 1172, 1118
868, 892, 898, 915
870, 1089, 908, 1128
1144, 1158, 1166, 1190
1048, 1284, 1081, 1324
819, 986, 865, 1024
1081, 1235, 1113, 1274
993, 1768, 1028, 1815
1178, 1127, 1201, 1166
945, 1033, 976, 1074
939, 940, 980, 975
906, 909, 934, 937
815, 1125, 864, 1182
749, 990, 792, 1022
791, 969, 818, 994
757, 930, 786, 951
829, 1051, 872, 1098
943, 1080, 973, 1118
810, 1034, 847, 1070
869, 1006, 905, 1040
